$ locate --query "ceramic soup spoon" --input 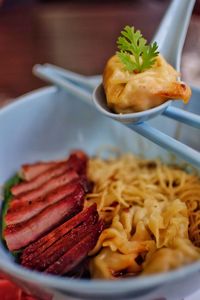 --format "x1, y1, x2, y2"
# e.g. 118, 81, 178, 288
93, 0, 200, 167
